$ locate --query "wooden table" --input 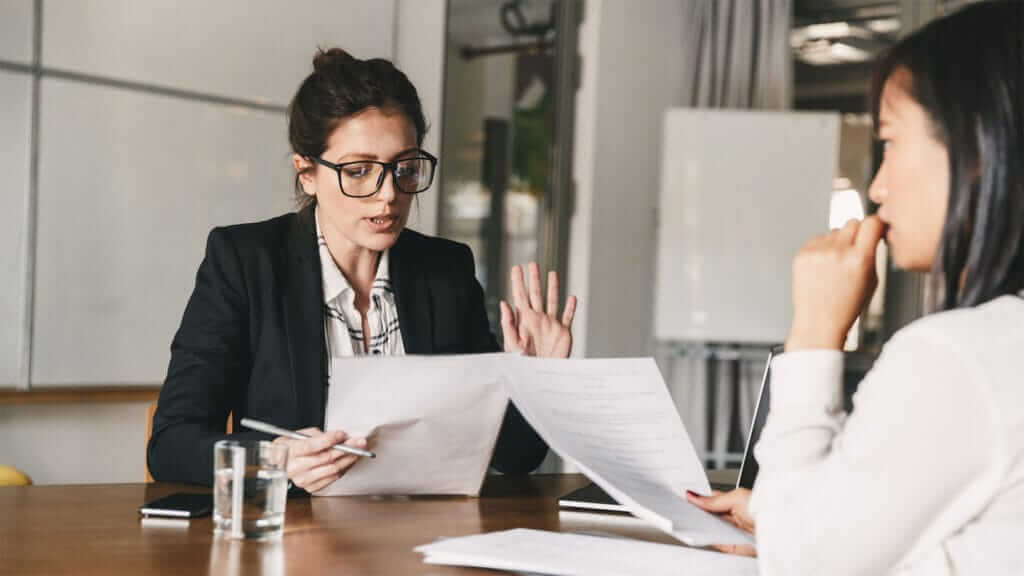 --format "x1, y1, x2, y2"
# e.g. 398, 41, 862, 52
1, 472, 738, 575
